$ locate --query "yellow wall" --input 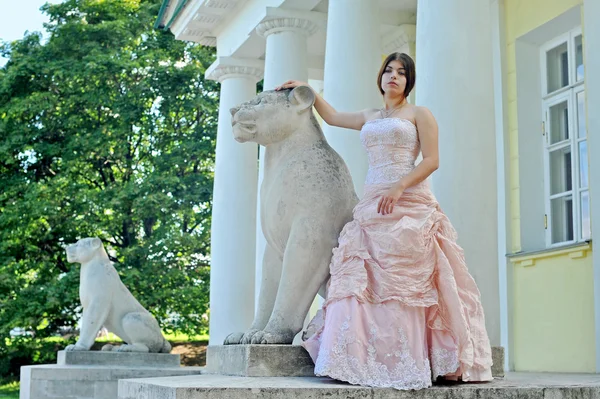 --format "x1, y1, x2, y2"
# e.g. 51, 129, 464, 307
511, 245, 595, 372
504, 0, 583, 253
504, 0, 594, 372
